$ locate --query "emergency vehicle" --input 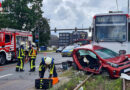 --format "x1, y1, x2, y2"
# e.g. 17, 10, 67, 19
93, 12, 130, 55
0, 28, 33, 65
